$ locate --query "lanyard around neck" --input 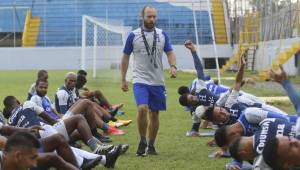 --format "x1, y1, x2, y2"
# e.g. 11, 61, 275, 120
141, 27, 157, 57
